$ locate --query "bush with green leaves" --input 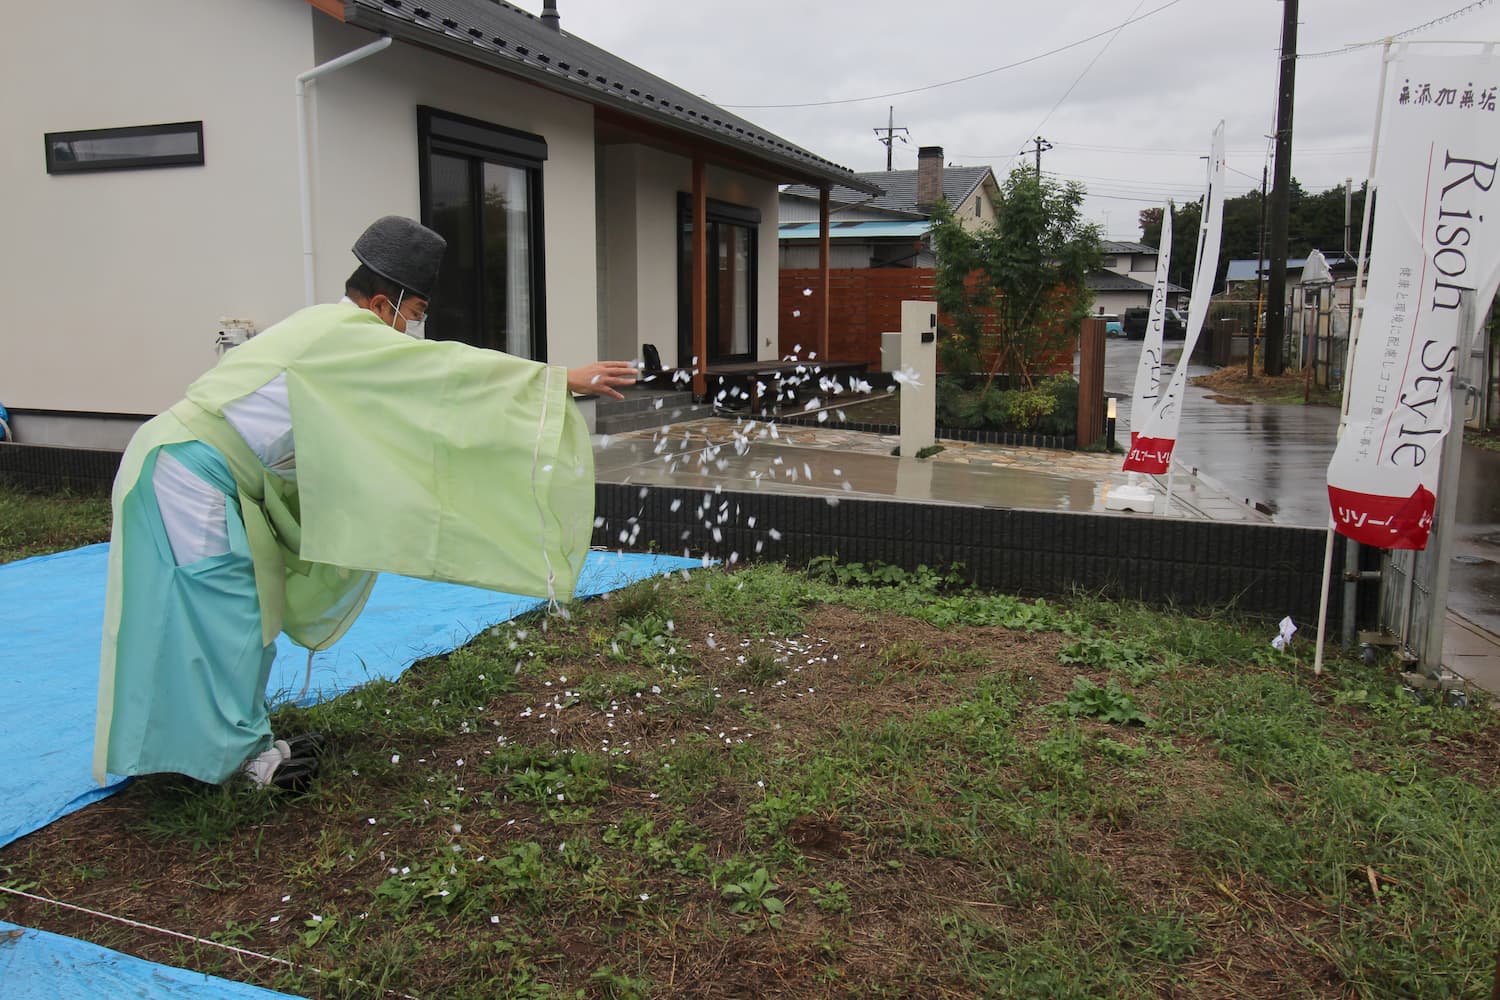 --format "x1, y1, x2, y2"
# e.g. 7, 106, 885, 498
934, 375, 1079, 435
